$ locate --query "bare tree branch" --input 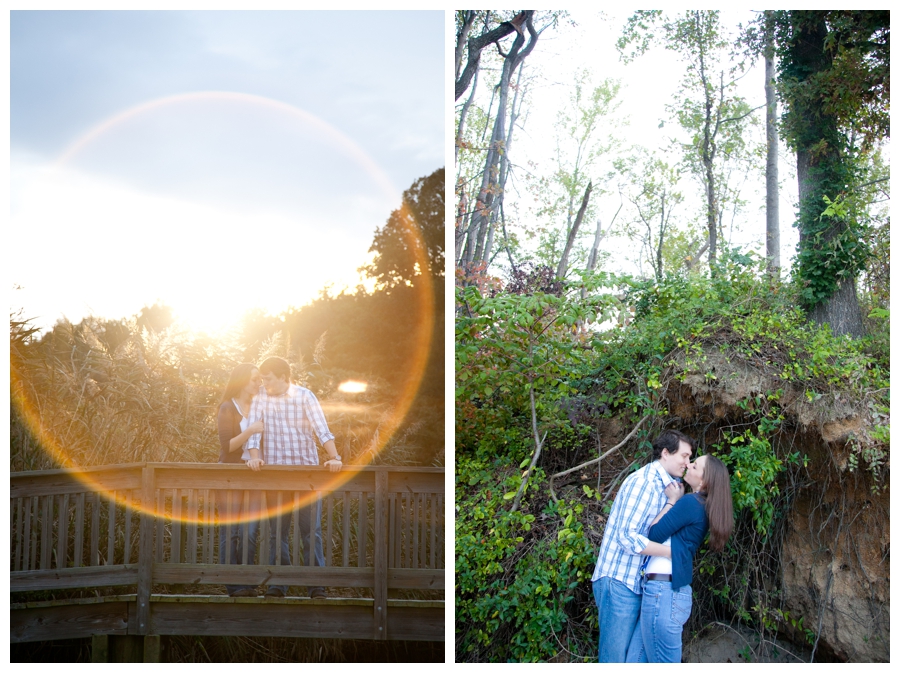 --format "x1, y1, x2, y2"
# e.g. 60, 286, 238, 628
548, 415, 650, 502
